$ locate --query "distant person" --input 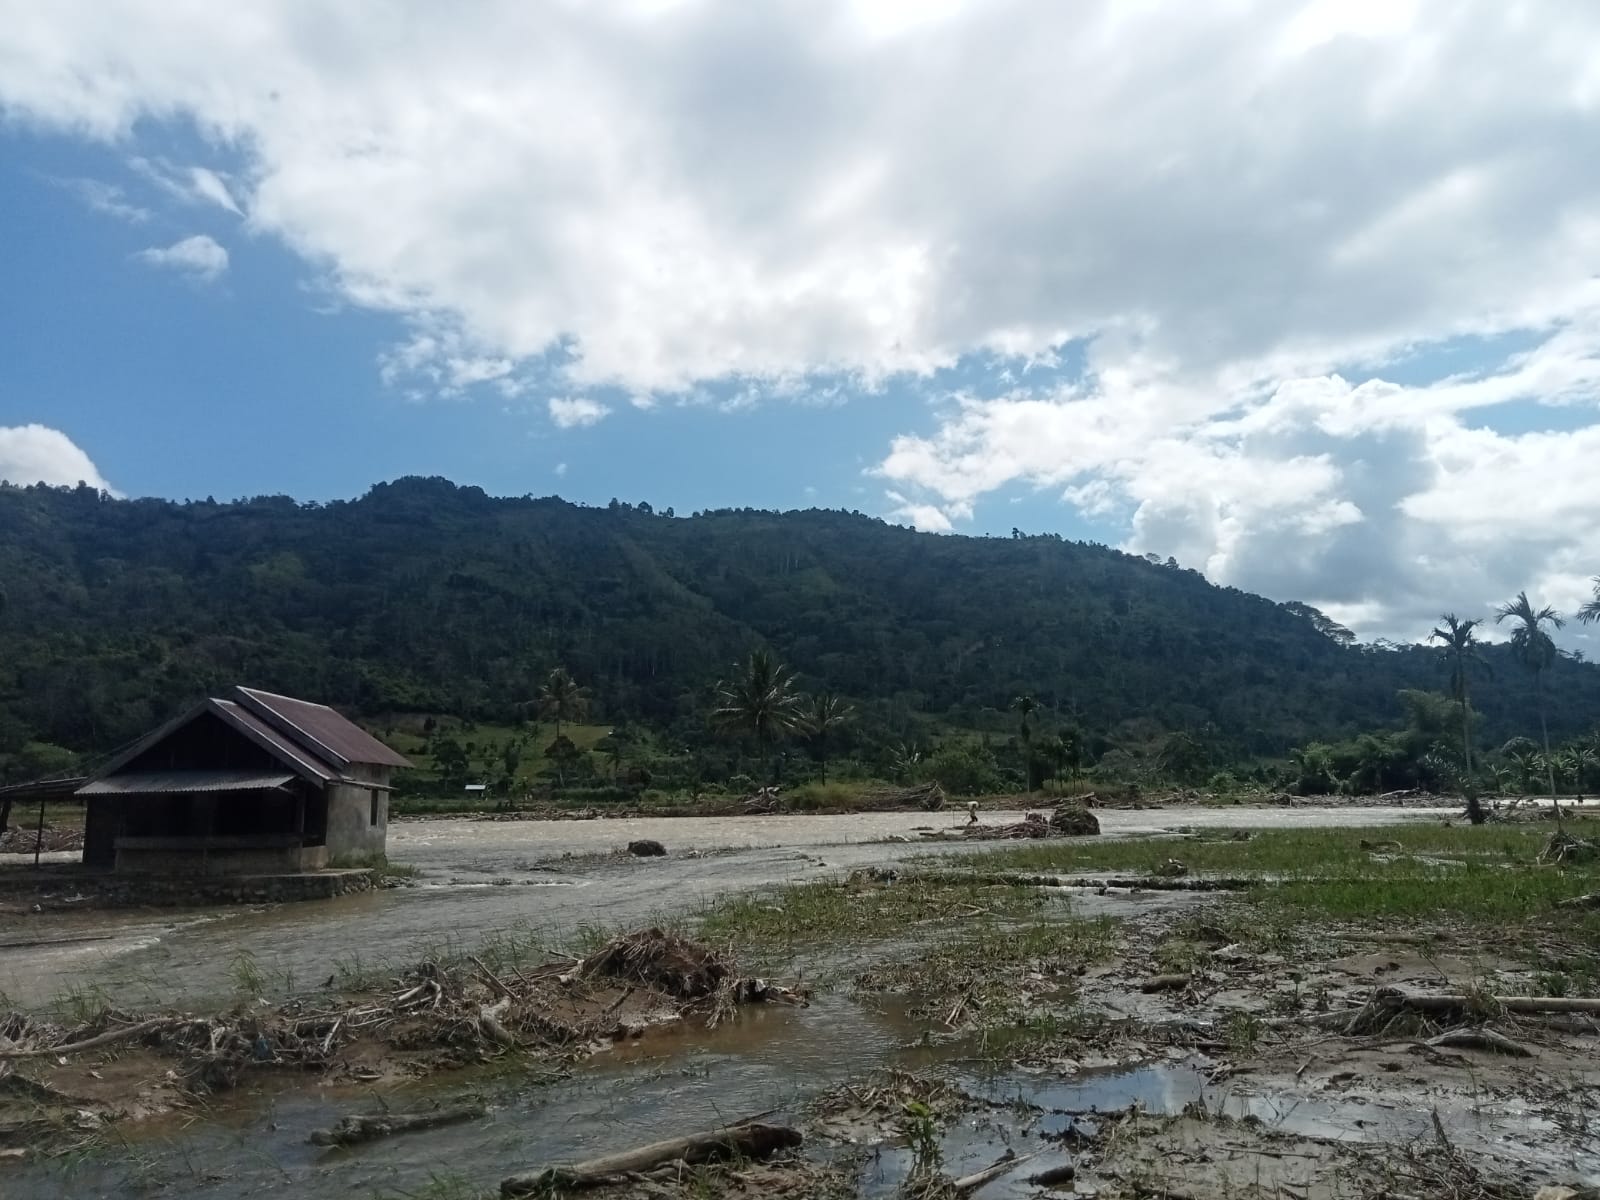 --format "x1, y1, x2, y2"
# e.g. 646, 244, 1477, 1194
967, 801, 979, 825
